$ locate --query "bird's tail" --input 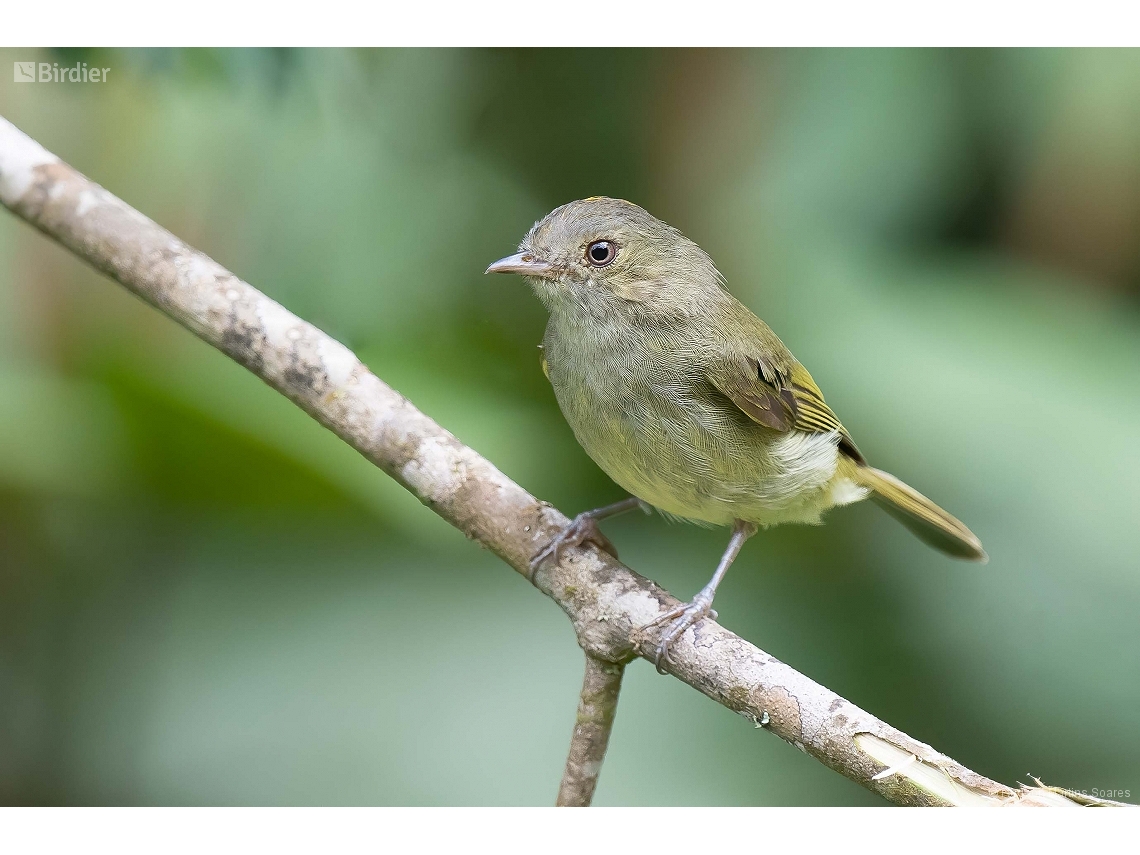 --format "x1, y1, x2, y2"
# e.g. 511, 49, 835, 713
851, 465, 987, 562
